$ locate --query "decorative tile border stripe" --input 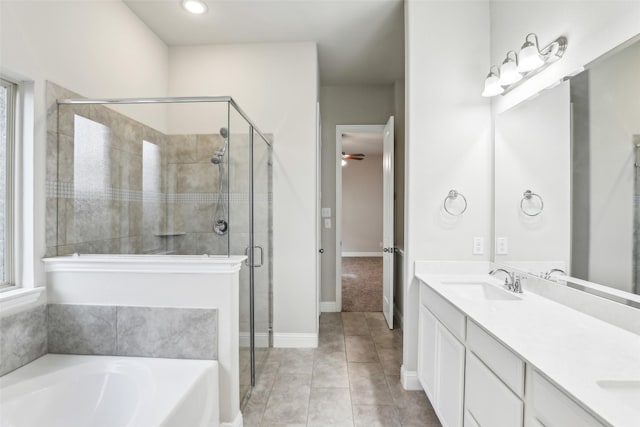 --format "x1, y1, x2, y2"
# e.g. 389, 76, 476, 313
46, 181, 271, 204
